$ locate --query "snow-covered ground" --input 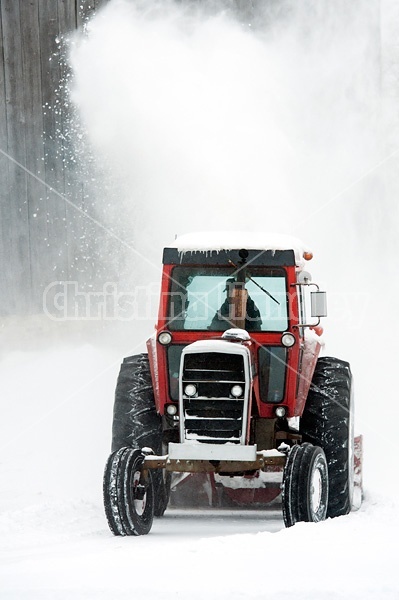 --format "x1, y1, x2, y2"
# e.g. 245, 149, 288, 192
2, 499, 398, 599
0, 341, 398, 599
